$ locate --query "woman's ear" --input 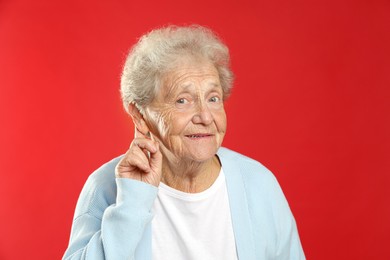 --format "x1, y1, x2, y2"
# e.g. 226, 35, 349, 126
128, 103, 150, 137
